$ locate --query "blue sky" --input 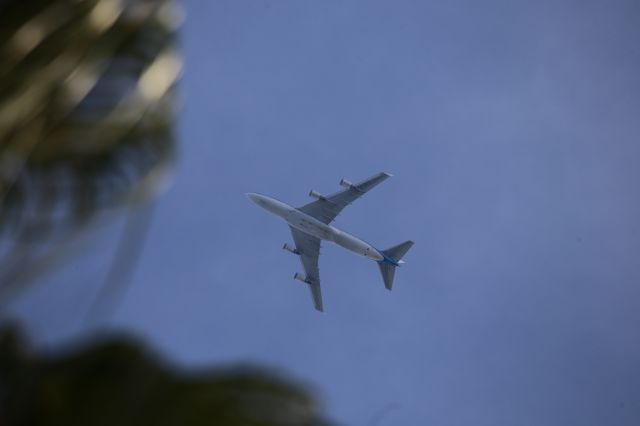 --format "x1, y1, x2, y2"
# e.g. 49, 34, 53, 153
12, 1, 640, 424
